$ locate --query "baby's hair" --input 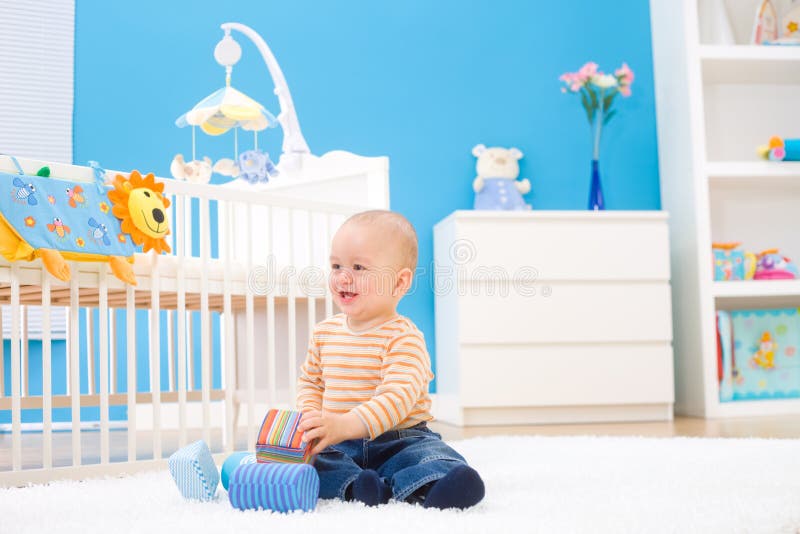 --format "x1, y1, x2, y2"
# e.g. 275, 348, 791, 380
343, 210, 418, 271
